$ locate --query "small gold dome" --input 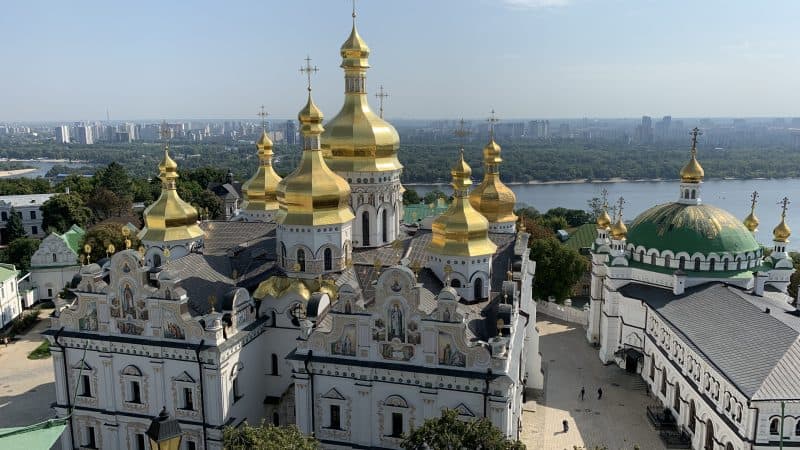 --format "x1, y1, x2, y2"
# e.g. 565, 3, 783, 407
139, 149, 204, 243
743, 211, 759, 233
341, 24, 370, 66
680, 155, 705, 183
429, 152, 497, 257
597, 209, 612, 229
242, 130, 282, 213
470, 139, 517, 224
276, 93, 354, 227
773, 218, 791, 242
610, 217, 628, 240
